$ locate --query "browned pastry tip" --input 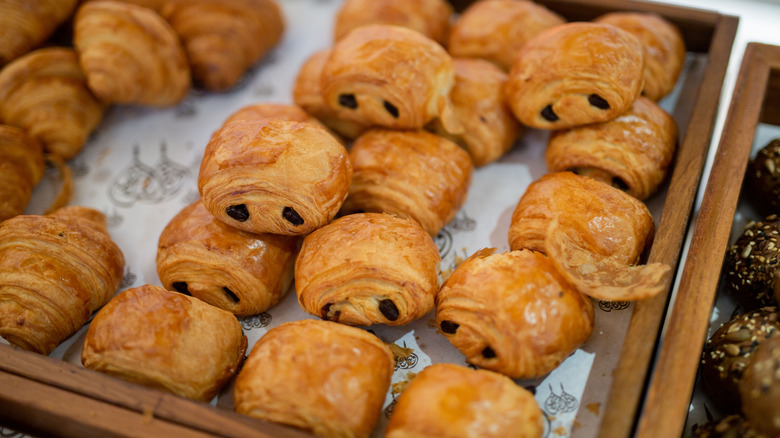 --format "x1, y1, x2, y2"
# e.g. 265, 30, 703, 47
0, 125, 45, 222
546, 96, 678, 200
295, 212, 440, 326
82, 284, 246, 402
73, 0, 191, 107
234, 319, 393, 438
334, 0, 453, 45
428, 57, 521, 167
340, 128, 472, 236
161, 0, 284, 91
505, 22, 644, 129
0, 0, 78, 66
0, 47, 104, 160
157, 200, 298, 316
448, 0, 565, 71
292, 49, 370, 140
198, 118, 352, 235
0, 206, 124, 355
436, 248, 594, 379
321, 24, 461, 133
385, 363, 544, 438
595, 12, 686, 101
